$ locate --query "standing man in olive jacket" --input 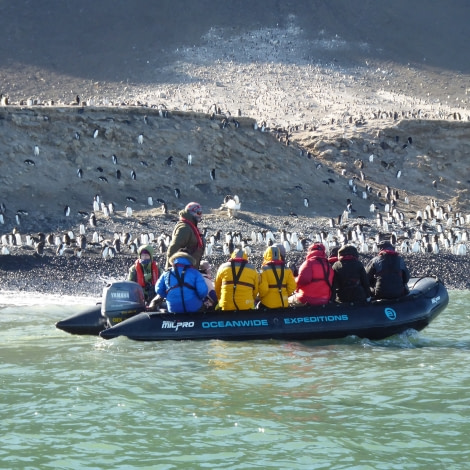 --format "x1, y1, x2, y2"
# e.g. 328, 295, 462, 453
165, 202, 205, 269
